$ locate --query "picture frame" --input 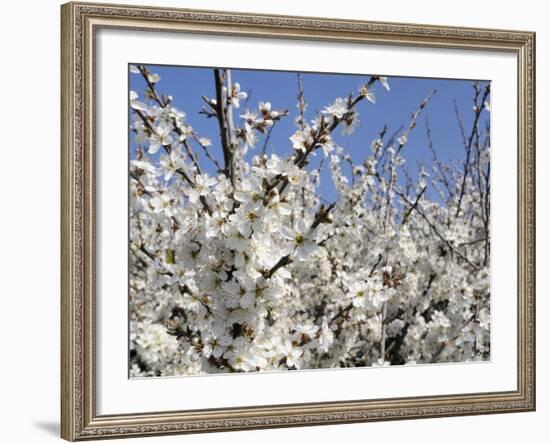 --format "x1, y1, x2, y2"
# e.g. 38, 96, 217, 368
61, 1, 536, 440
